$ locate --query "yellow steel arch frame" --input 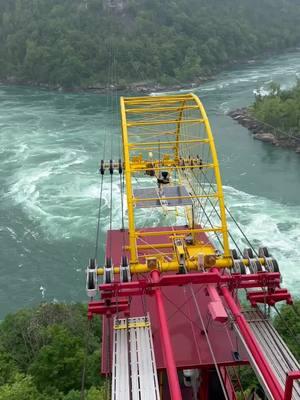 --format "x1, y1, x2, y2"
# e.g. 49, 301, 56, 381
120, 93, 230, 268
190, 93, 230, 257
120, 98, 137, 262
